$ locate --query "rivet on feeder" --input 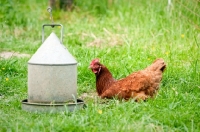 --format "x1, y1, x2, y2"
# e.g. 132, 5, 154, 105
21, 8, 85, 113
